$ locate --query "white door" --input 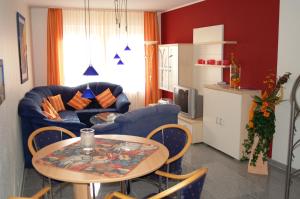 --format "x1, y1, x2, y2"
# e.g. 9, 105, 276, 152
167, 45, 178, 92
158, 46, 169, 90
